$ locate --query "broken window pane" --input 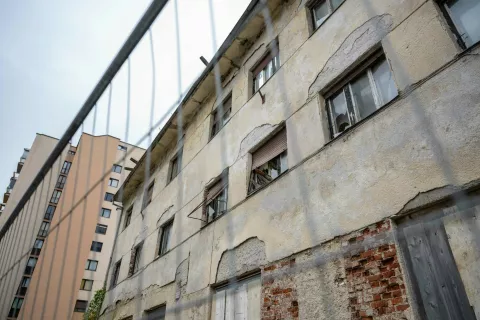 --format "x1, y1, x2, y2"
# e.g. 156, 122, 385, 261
446, 0, 480, 47
313, 1, 329, 28
331, 0, 345, 10
372, 59, 398, 105
330, 90, 351, 134
351, 72, 377, 120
